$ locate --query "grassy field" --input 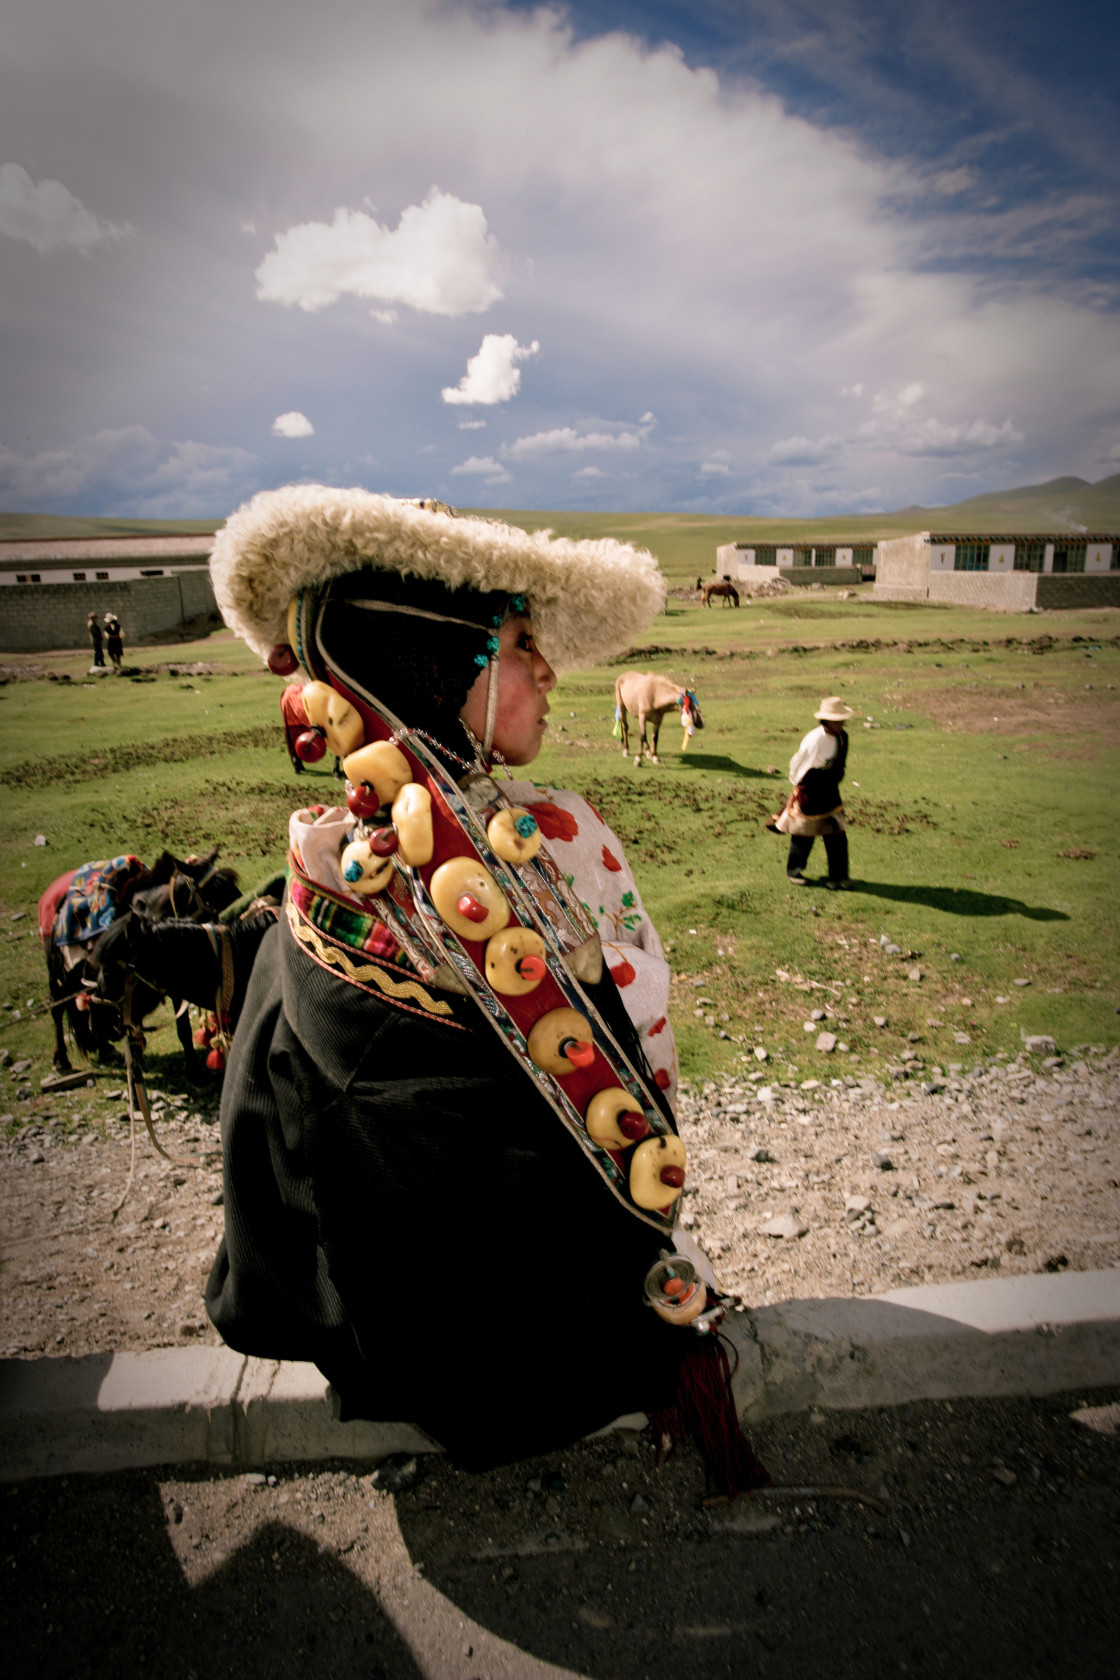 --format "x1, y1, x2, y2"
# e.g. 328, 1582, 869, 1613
2, 595, 1118, 1093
